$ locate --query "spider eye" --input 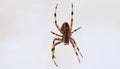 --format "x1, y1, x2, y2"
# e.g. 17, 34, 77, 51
63, 22, 69, 27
